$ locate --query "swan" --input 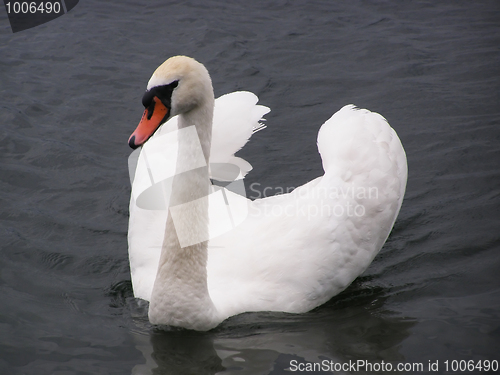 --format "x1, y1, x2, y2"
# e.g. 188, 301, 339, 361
127, 56, 407, 331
